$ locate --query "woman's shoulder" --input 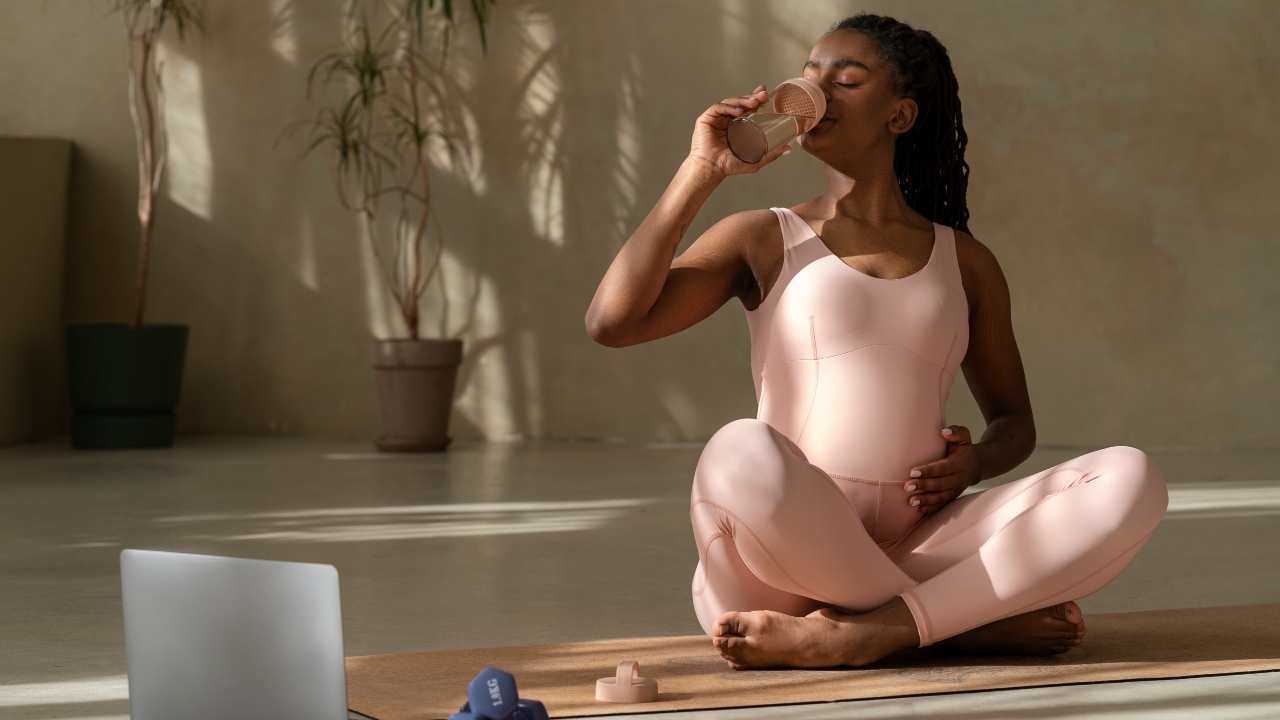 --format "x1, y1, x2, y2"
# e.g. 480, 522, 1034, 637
952, 228, 1011, 309
953, 229, 1003, 275
952, 226, 986, 255
698, 208, 783, 260
710, 208, 782, 238
689, 209, 785, 311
